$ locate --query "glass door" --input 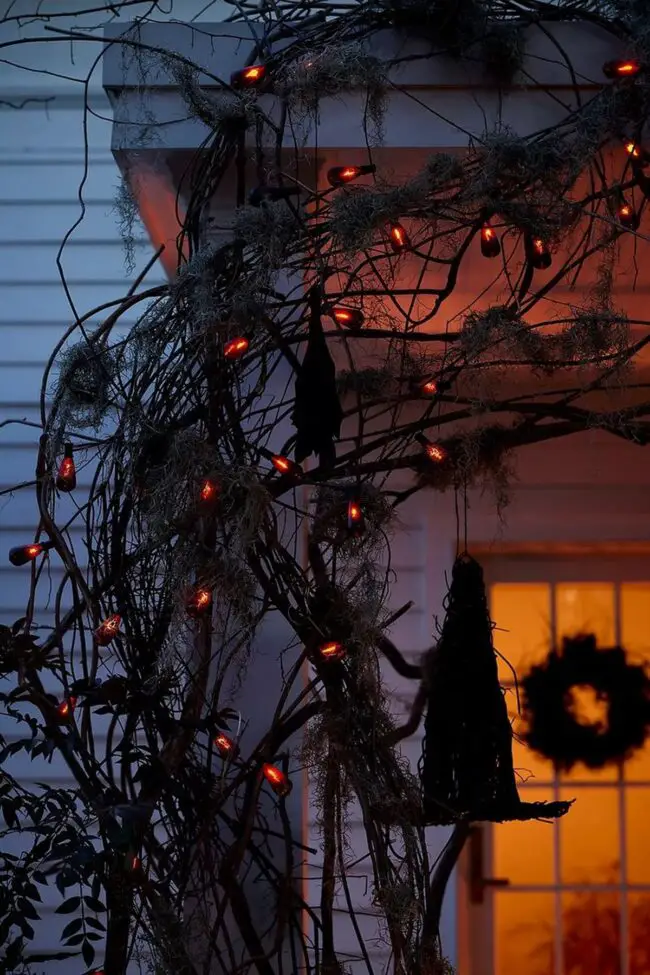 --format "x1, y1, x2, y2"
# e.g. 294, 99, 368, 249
462, 559, 650, 975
